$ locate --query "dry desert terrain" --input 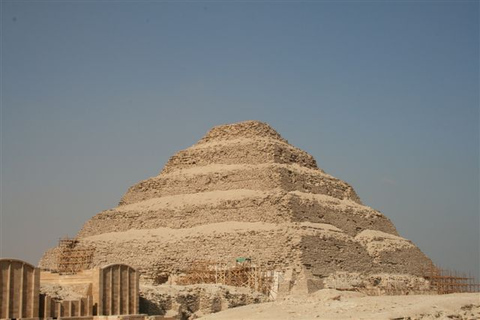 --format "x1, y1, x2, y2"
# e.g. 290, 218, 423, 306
200, 290, 480, 320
